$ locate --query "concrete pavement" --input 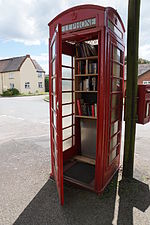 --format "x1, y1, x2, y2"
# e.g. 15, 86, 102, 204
0, 95, 150, 225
